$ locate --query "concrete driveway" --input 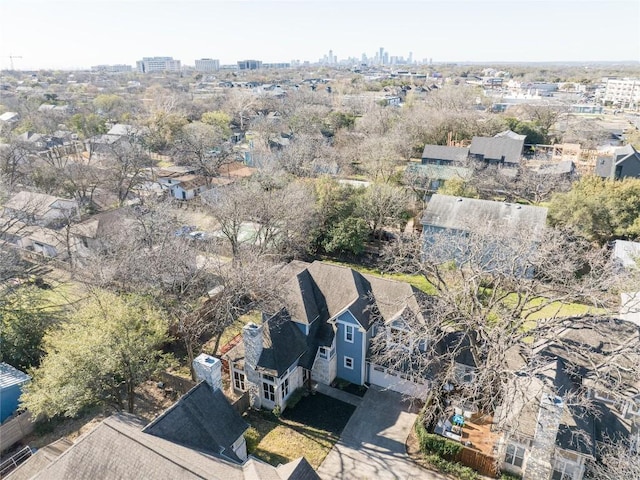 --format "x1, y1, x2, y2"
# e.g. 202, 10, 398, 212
318, 385, 448, 480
